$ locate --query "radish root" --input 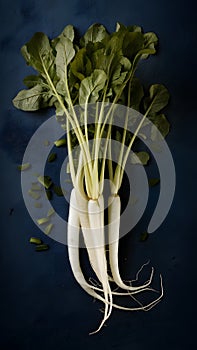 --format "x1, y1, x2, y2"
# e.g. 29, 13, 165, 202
68, 188, 163, 334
